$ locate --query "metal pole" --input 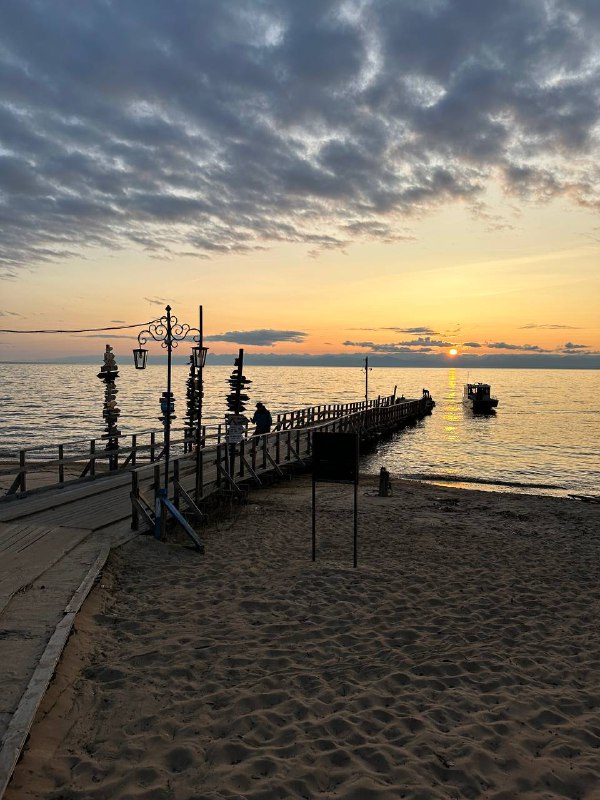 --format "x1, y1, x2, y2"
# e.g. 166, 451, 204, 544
354, 478, 358, 568
229, 348, 244, 478
164, 305, 172, 495
312, 477, 316, 561
195, 304, 203, 501
235, 348, 243, 412
365, 356, 369, 404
